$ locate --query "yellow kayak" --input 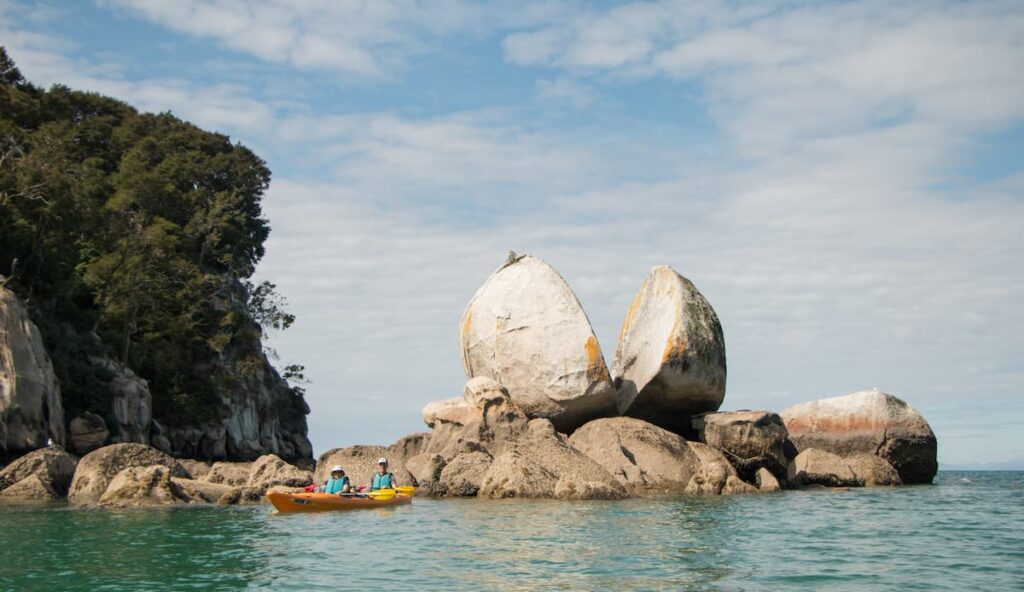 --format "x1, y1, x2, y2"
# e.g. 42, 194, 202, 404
266, 491, 412, 513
